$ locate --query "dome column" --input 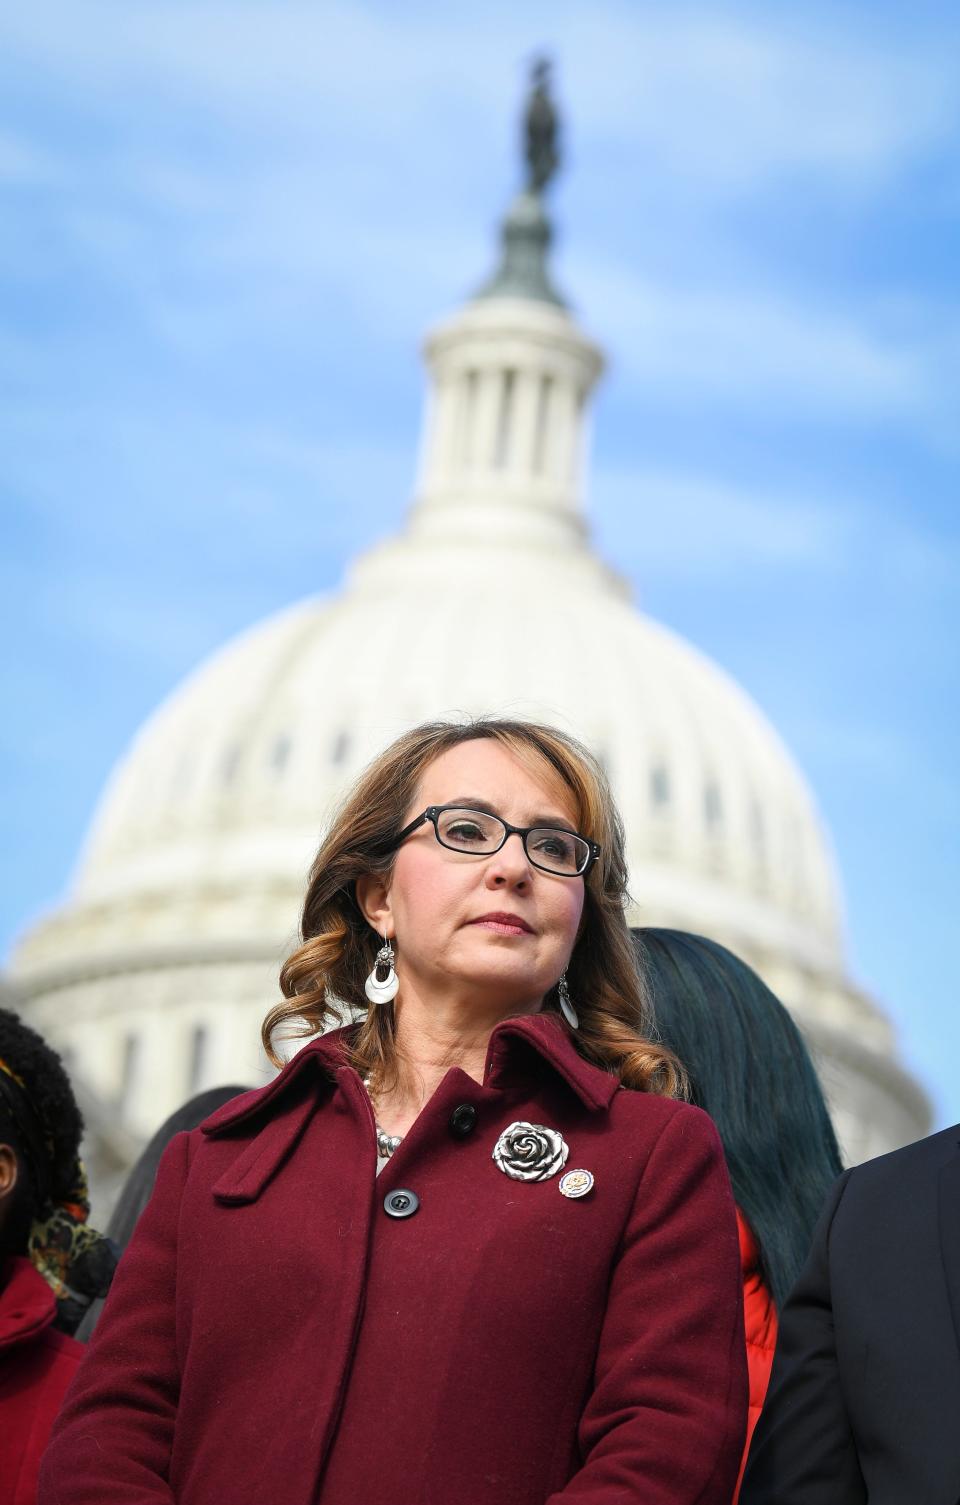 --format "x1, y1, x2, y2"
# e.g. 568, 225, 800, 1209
510, 367, 541, 476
